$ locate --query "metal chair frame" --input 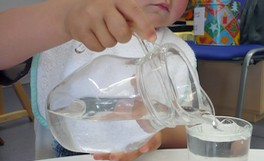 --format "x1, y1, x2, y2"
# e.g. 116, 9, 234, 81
236, 48, 264, 117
